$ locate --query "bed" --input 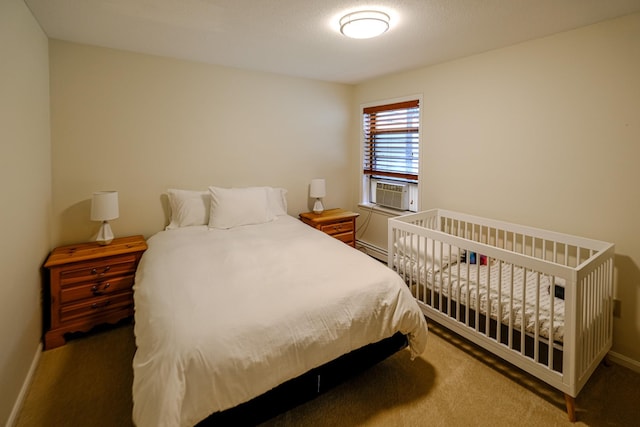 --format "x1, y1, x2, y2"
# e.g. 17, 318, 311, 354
389, 209, 614, 422
131, 187, 428, 427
